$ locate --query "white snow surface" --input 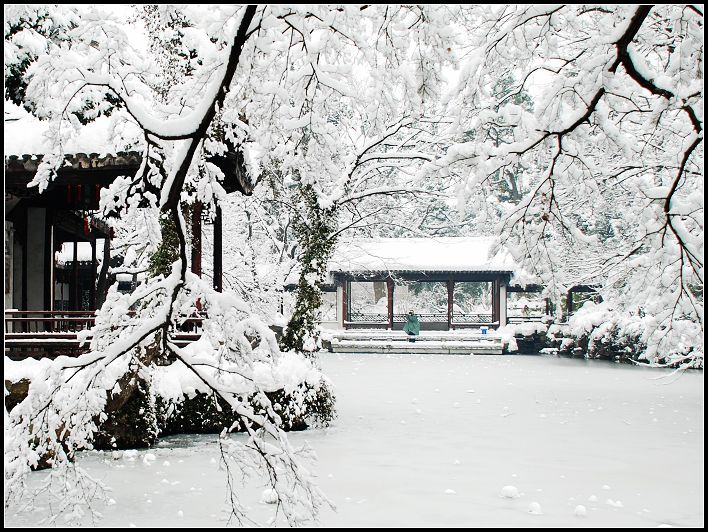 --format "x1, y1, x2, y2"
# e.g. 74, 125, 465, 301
152, 348, 324, 402
4, 101, 140, 156
328, 237, 517, 274
5, 357, 54, 382
5, 354, 703, 527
